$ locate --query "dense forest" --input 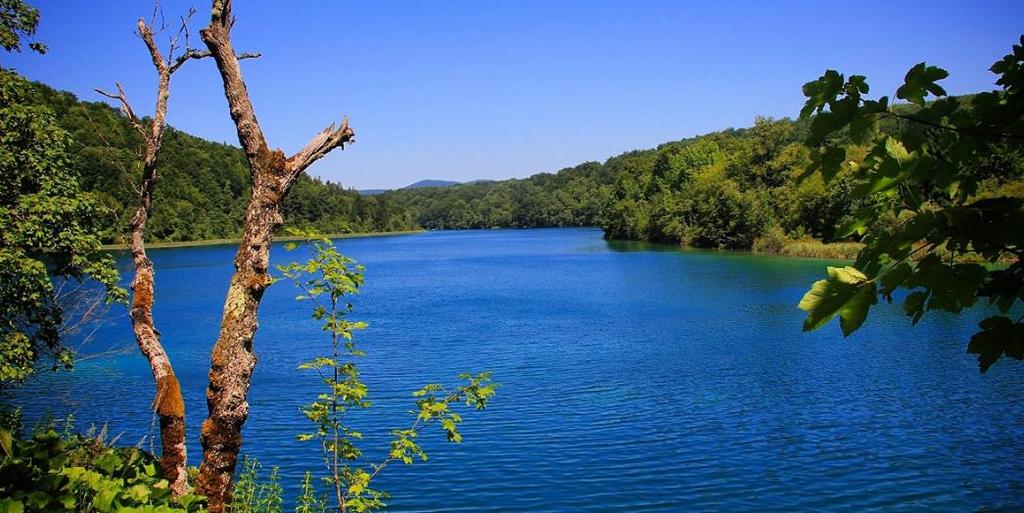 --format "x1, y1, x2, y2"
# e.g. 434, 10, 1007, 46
602, 117, 857, 250
18, 73, 417, 243
15, 69, 1024, 254
383, 108, 1024, 254
380, 161, 613, 229
381, 119, 819, 248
